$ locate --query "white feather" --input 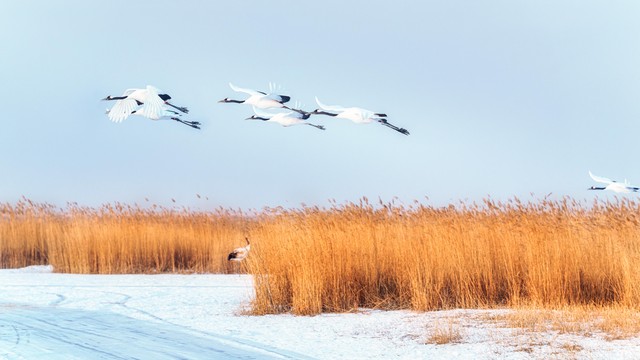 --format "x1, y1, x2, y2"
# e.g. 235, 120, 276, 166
136, 85, 164, 121
589, 171, 614, 184
251, 106, 281, 119
108, 98, 138, 123
315, 97, 347, 112
229, 83, 262, 96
